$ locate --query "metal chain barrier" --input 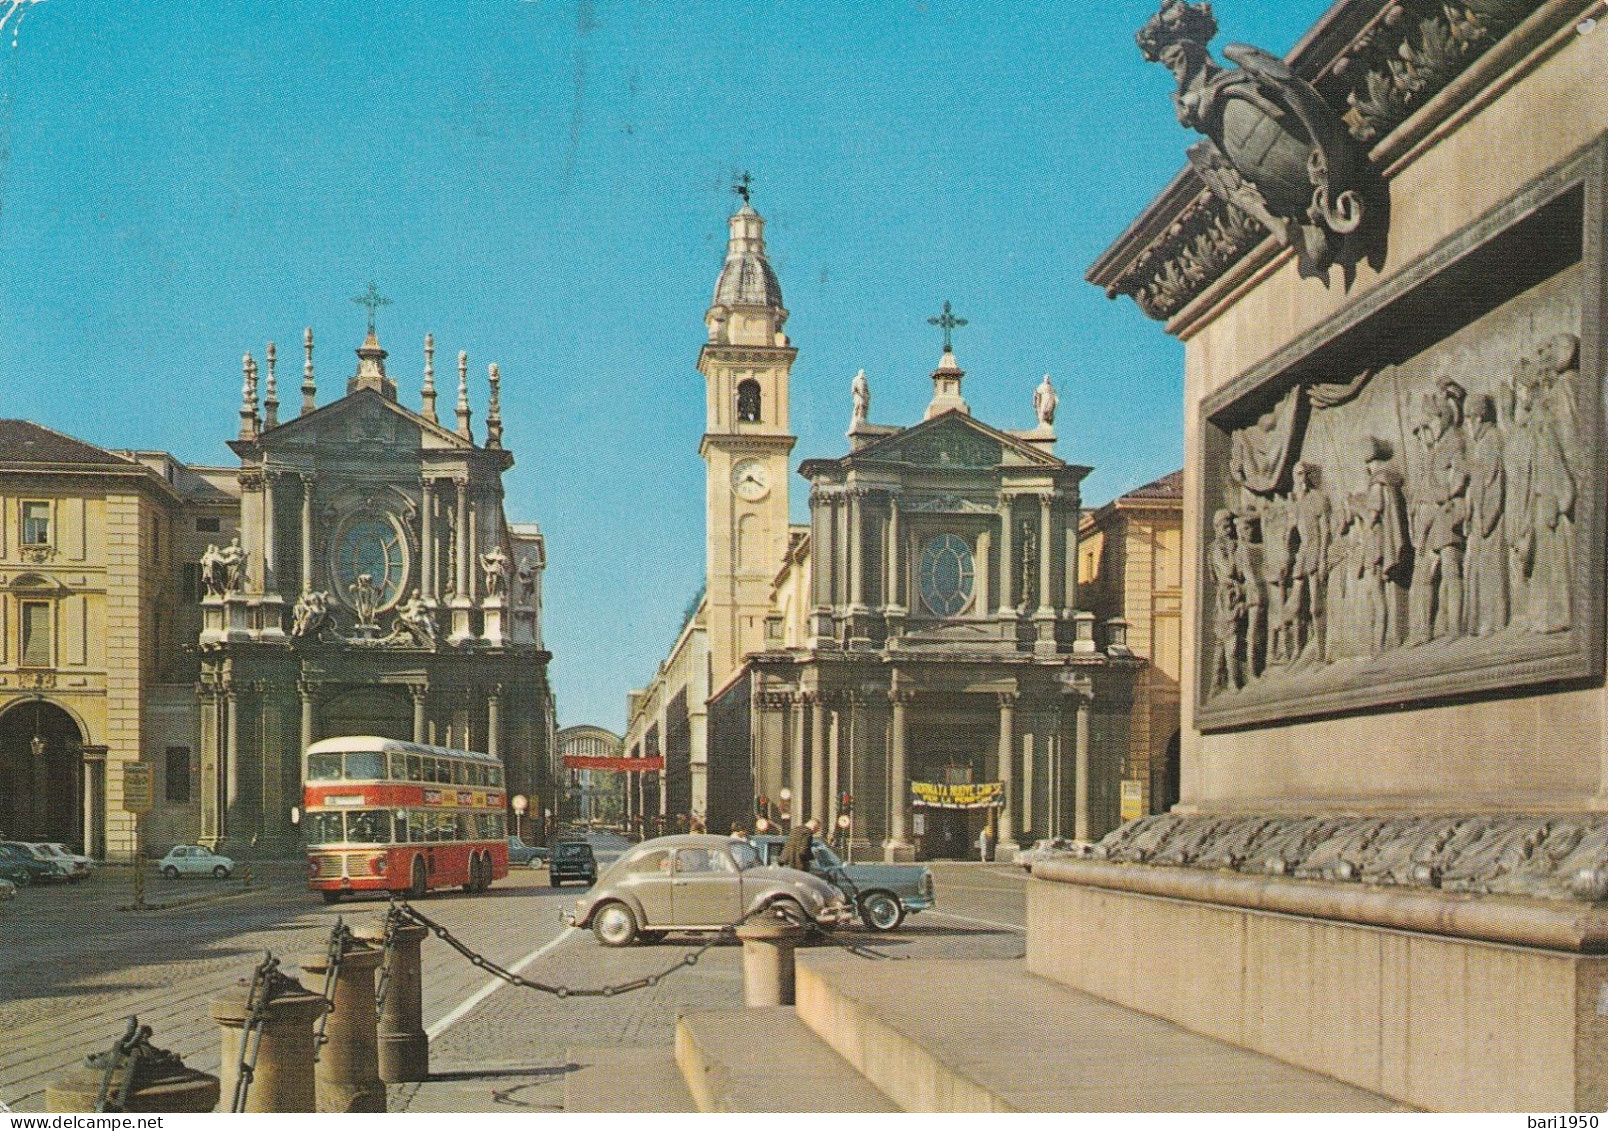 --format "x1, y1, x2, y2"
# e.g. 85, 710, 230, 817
230, 952, 284, 1113
387, 896, 809, 999
372, 904, 403, 1017
310, 918, 351, 1062
91, 1017, 145, 1112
